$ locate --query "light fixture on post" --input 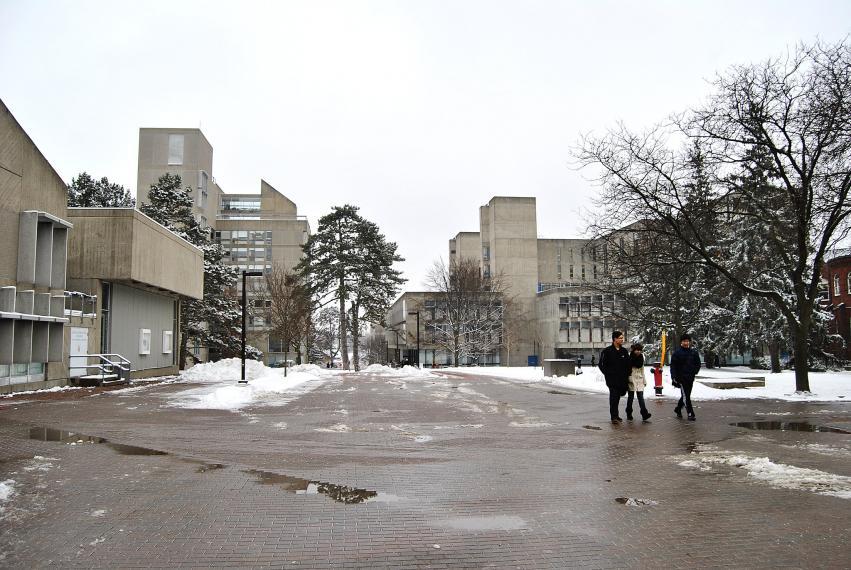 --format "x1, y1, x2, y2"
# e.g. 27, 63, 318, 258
407, 311, 420, 368
240, 270, 264, 383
